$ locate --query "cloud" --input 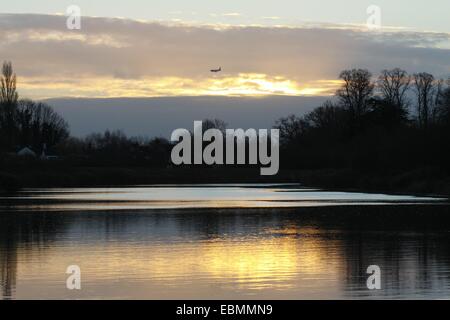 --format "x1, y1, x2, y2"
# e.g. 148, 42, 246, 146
261, 17, 281, 20
222, 13, 242, 17
0, 13, 449, 99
